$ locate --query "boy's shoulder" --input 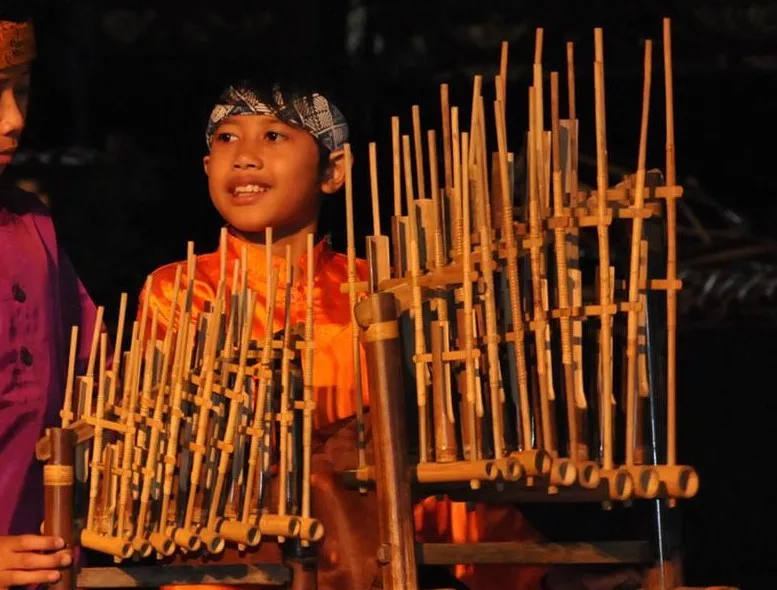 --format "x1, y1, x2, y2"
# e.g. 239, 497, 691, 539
320, 249, 369, 282
143, 250, 222, 299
